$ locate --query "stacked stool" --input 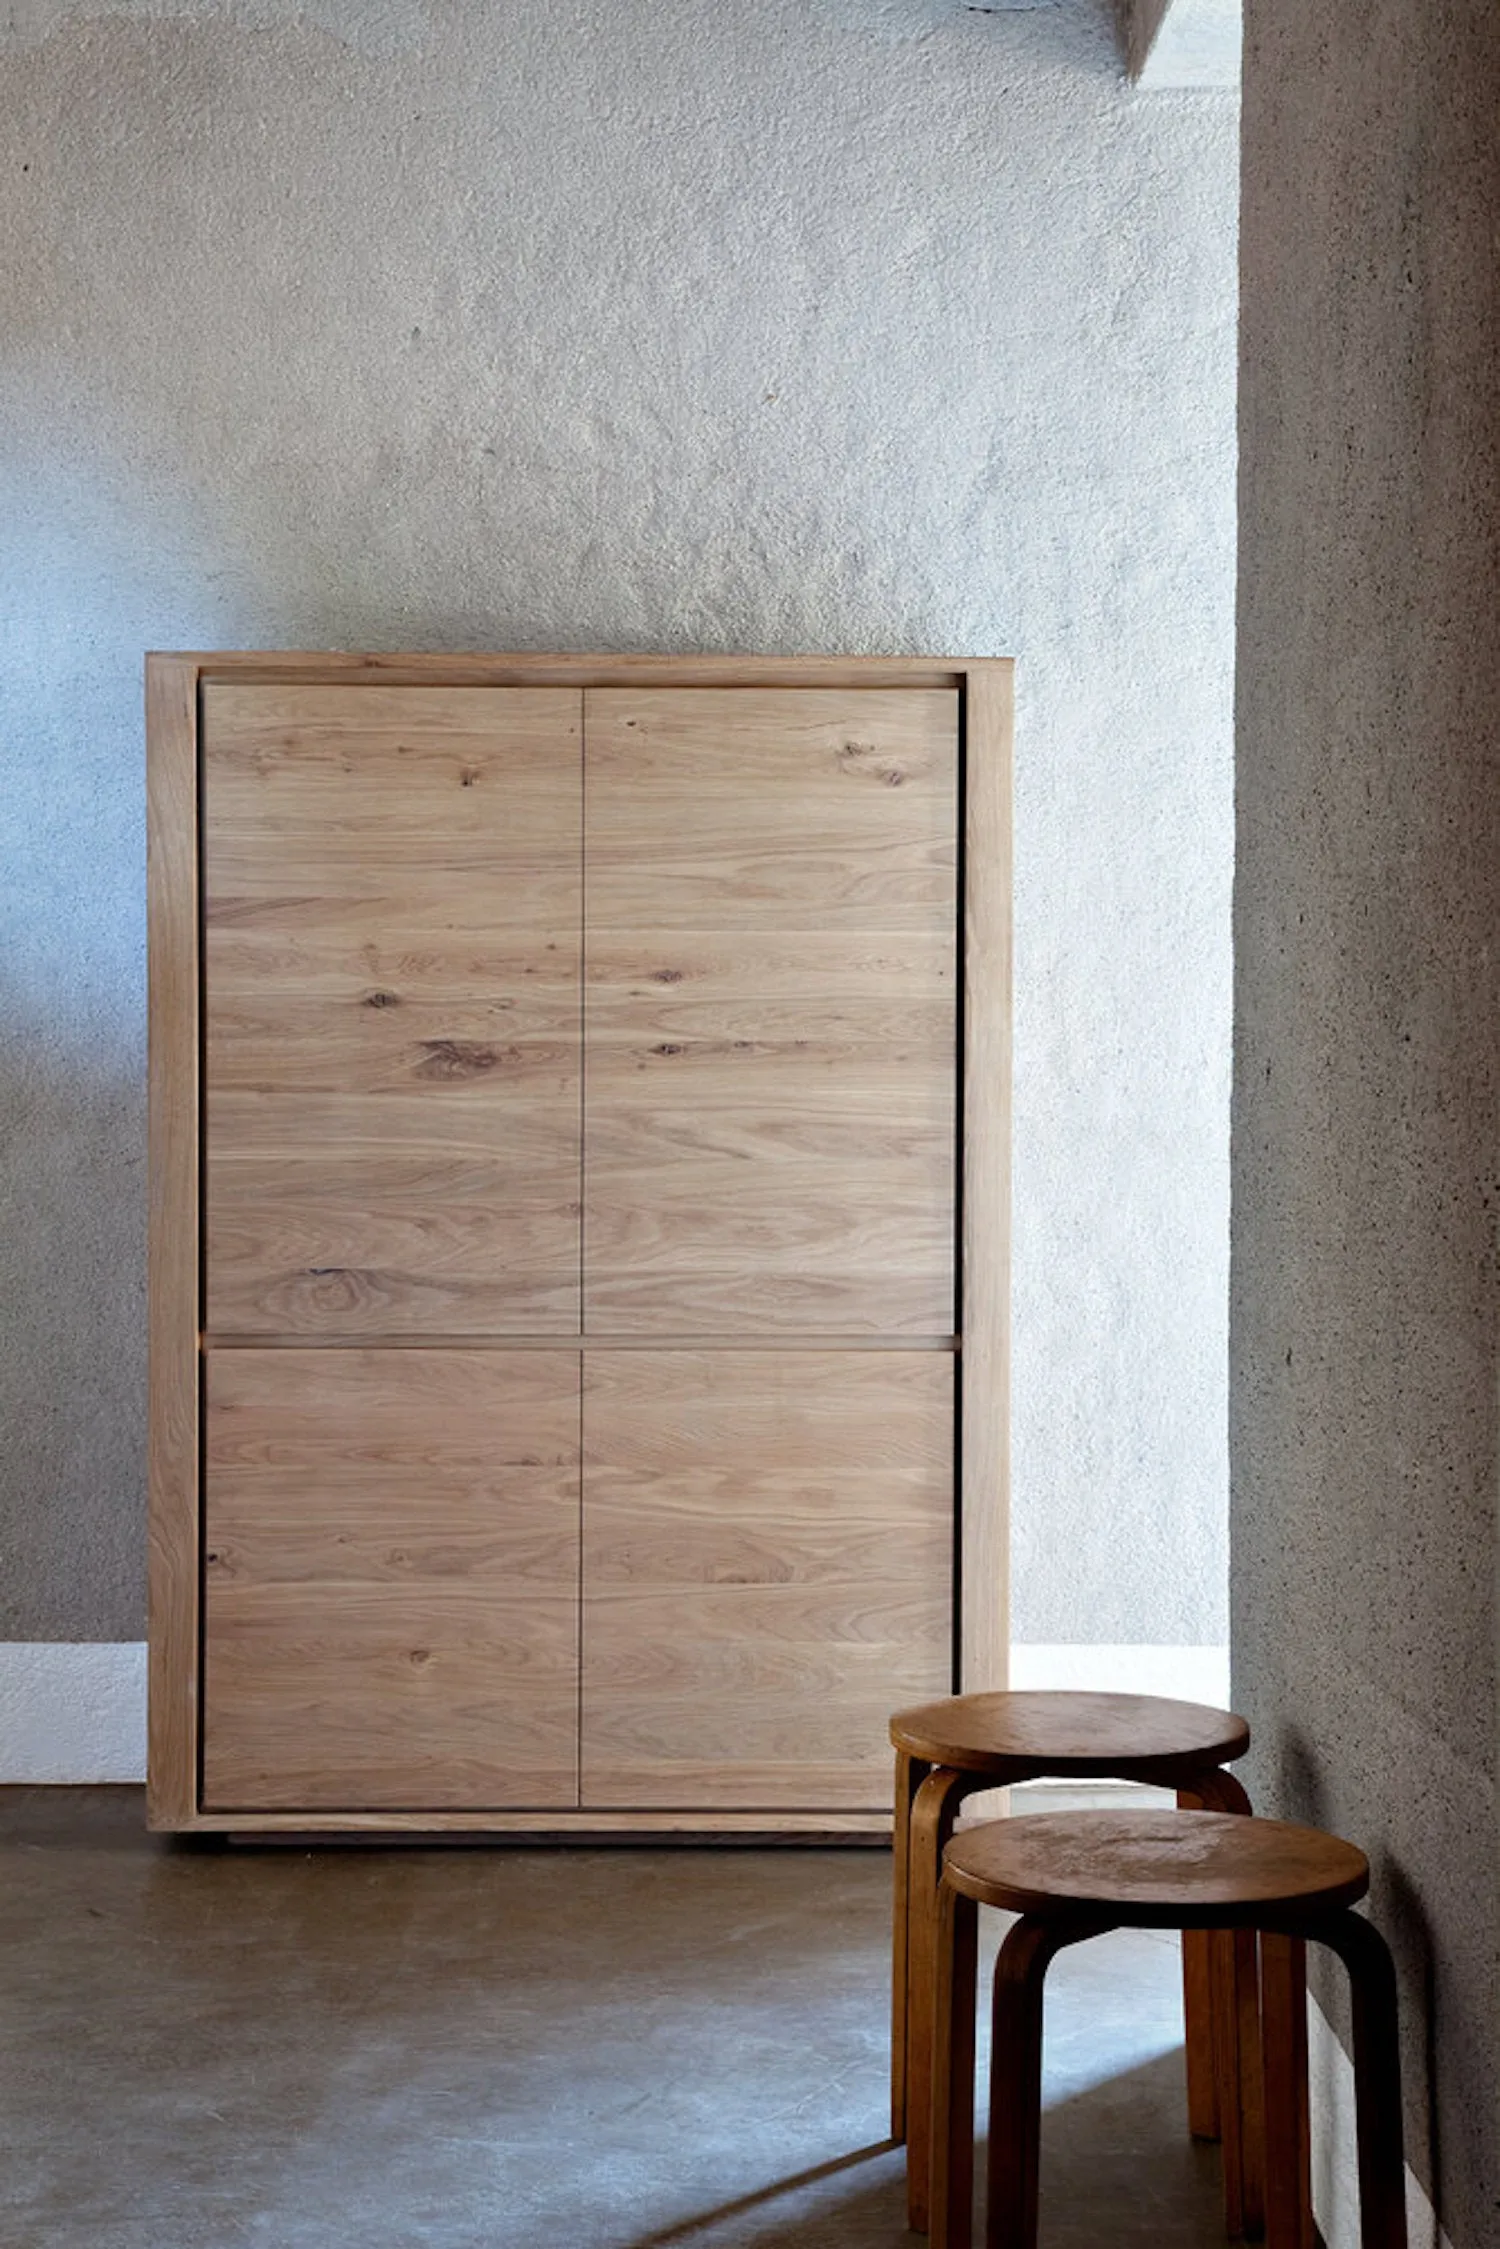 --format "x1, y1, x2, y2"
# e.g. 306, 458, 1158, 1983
927, 1807, 1406, 2249
890, 1691, 1263, 2235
